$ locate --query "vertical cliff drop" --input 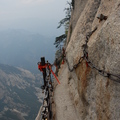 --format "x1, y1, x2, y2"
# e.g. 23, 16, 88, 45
53, 0, 120, 120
